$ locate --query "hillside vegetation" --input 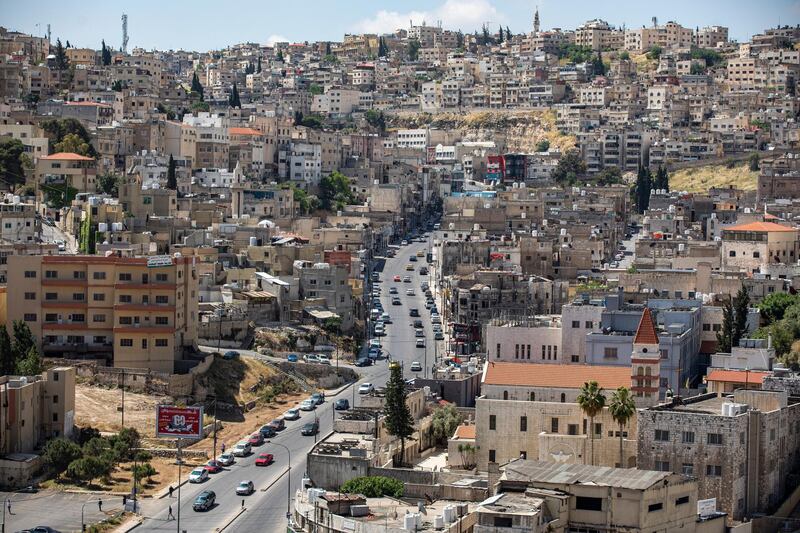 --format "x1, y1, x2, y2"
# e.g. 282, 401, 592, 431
669, 162, 758, 192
